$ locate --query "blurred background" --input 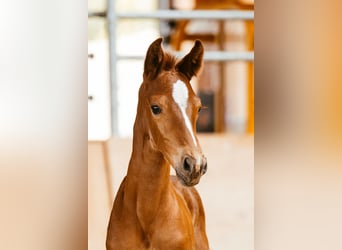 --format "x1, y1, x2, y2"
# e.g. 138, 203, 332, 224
88, 0, 254, 249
